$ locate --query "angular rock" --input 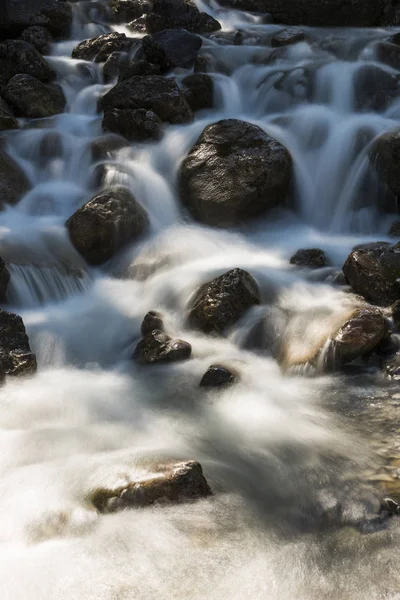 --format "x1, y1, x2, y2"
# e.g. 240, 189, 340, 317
103, 108, 163, 142
146, 0, 221, 34
108, 0, 147, 23
330, 306, 387, 364
354, 65, 398, 112
133, 329, 191, 364
72, 32, 135, 63
0, 146, 30, 206
182, 73, 213, 112
90, 460, 211, 512
179, 119, 292, 227
271, 28, 306, 47
290, 248, 327, 269
143, 29, 202, 72
20, 26, 53, 55
0, 0, 72, 38
0, 97, 18, 130
200, 364, 236, 387
5, 74, 66, 118
0, 309, 37, 376
0, 39, 54, 84
100, 75, 193, 124
369, 130, 400, 204
66, 187, 149, 266
188, 268, 260, 334
141, 310, 164, 336
119, 59, 161, 80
